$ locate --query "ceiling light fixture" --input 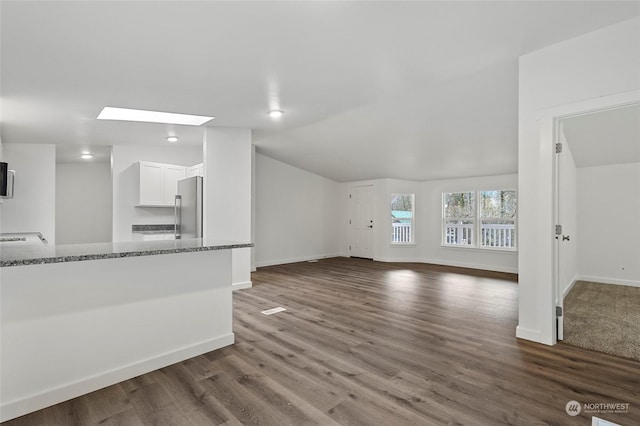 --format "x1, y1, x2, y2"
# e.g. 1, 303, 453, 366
81, 154, 93, 160
166, 136, 179, 143
268, 110, 283, 119
97, 107, 214, 126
